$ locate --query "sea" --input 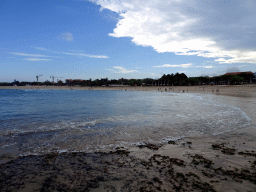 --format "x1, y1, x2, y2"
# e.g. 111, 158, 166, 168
0, 88, 253, 157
